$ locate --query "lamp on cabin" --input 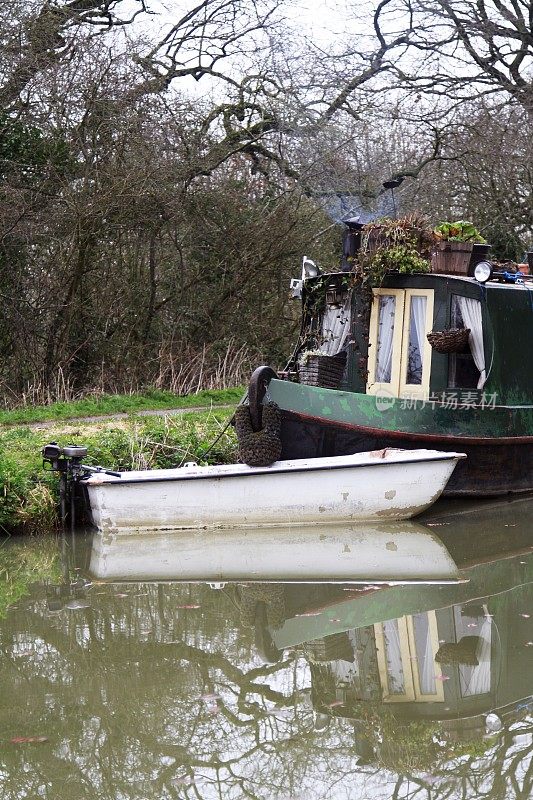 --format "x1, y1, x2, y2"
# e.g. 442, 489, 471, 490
474, 261, 492, 283
302, 256, 321, 279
